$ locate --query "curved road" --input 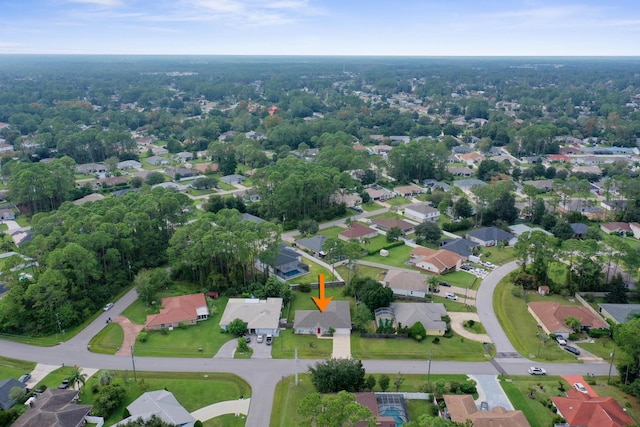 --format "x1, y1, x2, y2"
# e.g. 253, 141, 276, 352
0, 261, 613, 427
